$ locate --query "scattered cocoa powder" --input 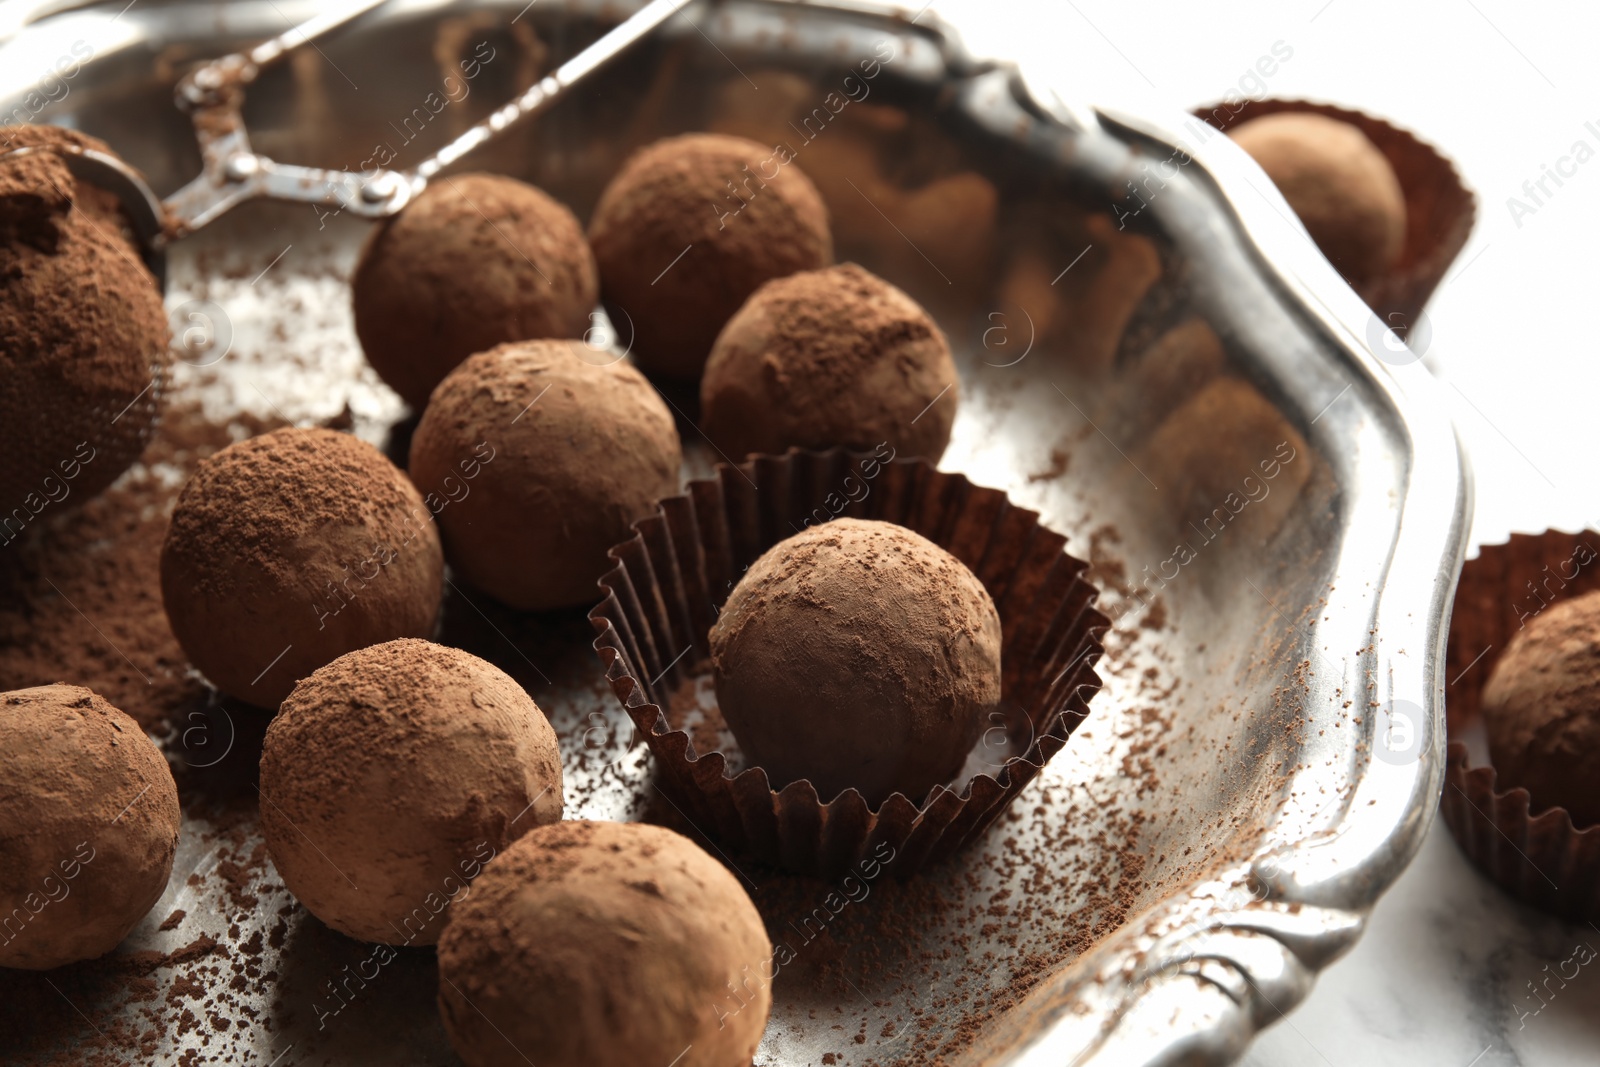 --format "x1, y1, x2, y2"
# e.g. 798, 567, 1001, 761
0, 166, 1325, 1066
664, 667, 731, 765
1026, 447, 1070, 483
0, 398, 278, 730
